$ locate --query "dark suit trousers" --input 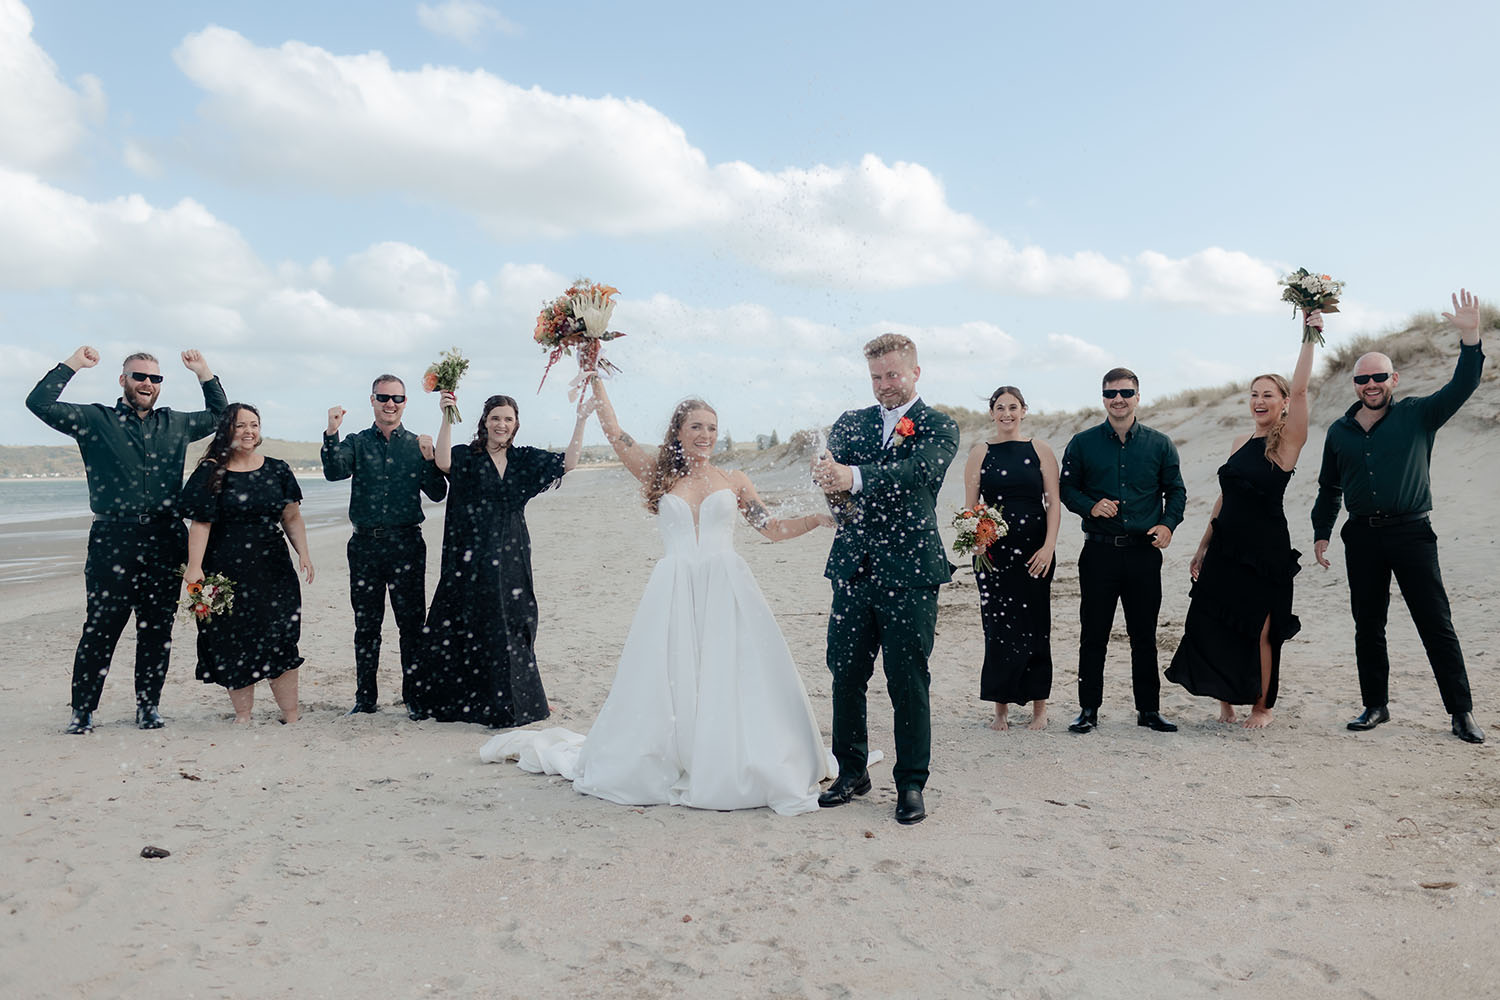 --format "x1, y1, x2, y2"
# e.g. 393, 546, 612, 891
826, 572, 938, 791
72, 521, 187, 712
1076, 542, 1163, 712
1341, 518, 1471, 713
347, 528, 428, 706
